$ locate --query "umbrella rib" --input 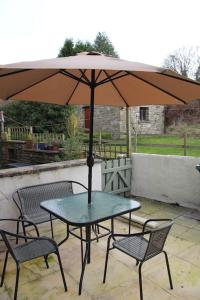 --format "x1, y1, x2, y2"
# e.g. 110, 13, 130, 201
126, 71, 187, 104
65, 76, 83, 105
79, 69, 90, 84
6, 70, 60, 100
160, 71, 200, 86
60, 70, 89, 86
96, 71, 129, 86
0, 69, 32, 78
95, 70, 103, 82
103, 70, 129, 106
65, 69, 89, 105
